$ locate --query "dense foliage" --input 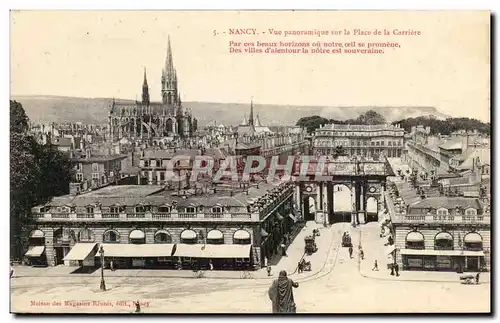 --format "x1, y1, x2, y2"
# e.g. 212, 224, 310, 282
10, 100, 72, 260
296, 110, 387, 133
296, 110, 490, 136
392, 116, 490, 136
